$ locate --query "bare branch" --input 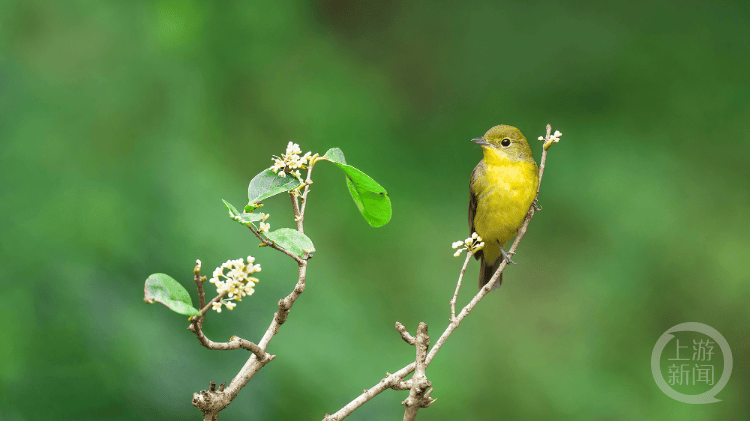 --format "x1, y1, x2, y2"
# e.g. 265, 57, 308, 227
188, 321, 275, 362
290, 191, 303, 232
402, 322, 434, 420
395, 322, 416, 345
450, 253, 472, 321
194, 261, 207, 310
322, 363, 416, 421
188, 264, 274, 363
298, 155, 319, 228
198, 293, 227, 316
